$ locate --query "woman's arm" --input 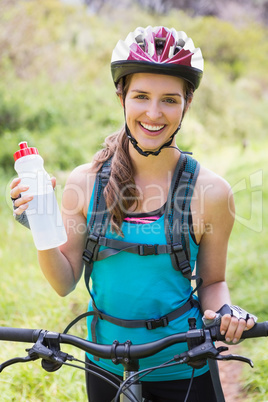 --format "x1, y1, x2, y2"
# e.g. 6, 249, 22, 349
11, 164, 95, 297
38, 164, 95, 296
195, 168, 255, 342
